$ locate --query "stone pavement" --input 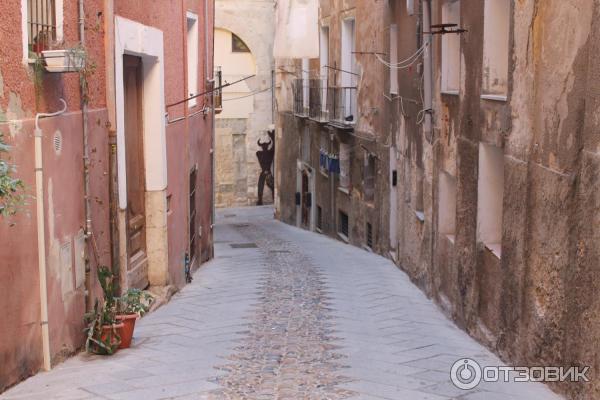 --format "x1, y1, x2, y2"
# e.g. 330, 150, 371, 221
1, 206, 563, 400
